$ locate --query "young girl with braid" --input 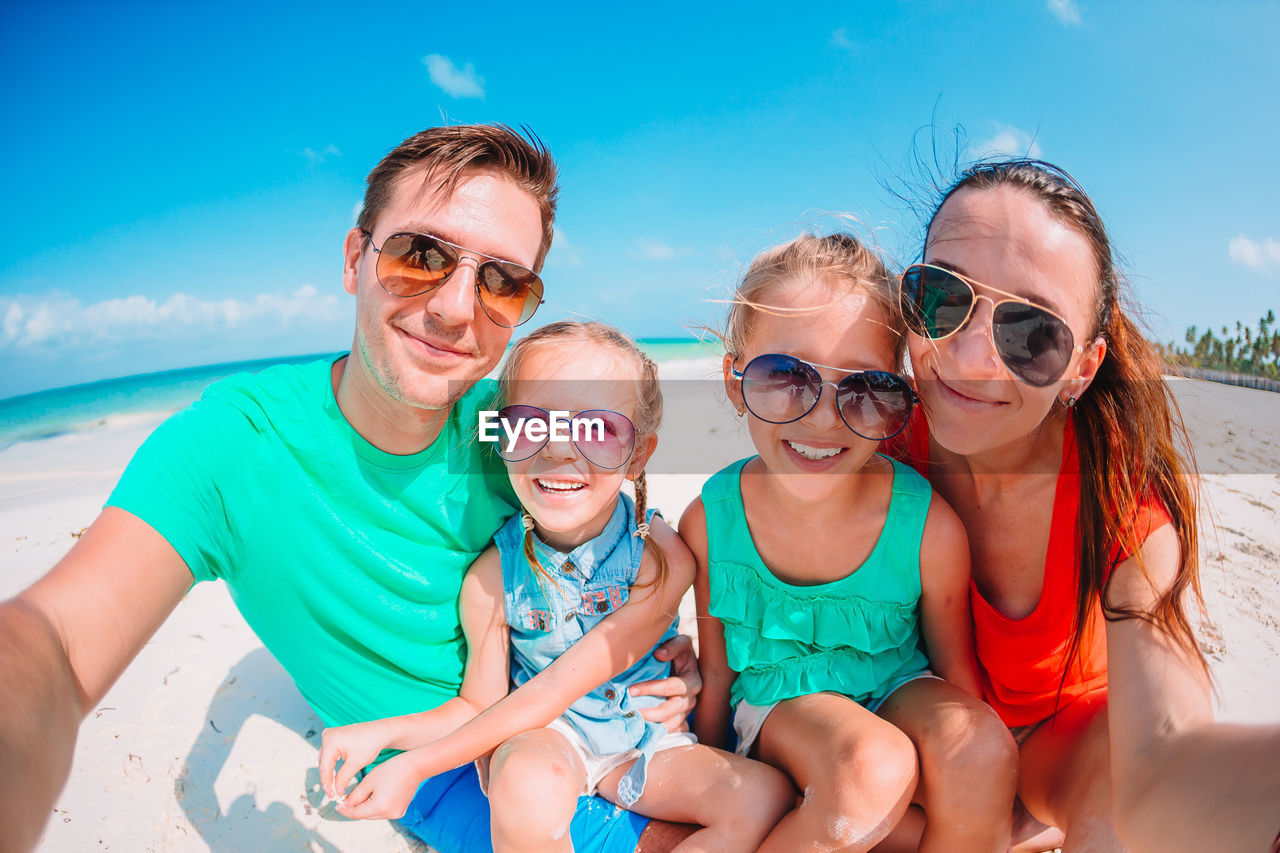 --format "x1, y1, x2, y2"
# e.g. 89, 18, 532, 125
318, 321, 792, 853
